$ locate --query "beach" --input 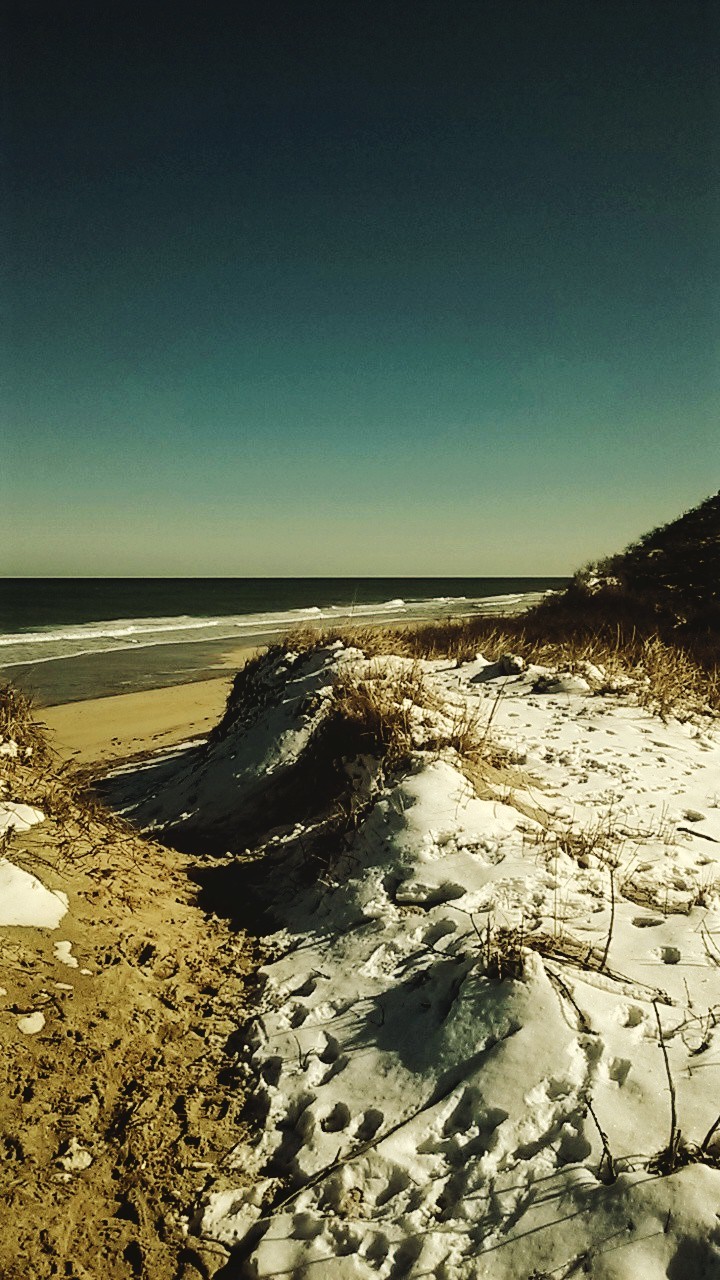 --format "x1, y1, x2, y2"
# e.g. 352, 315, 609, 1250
0, 677, 260, 1280
41, 646, 258, 766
